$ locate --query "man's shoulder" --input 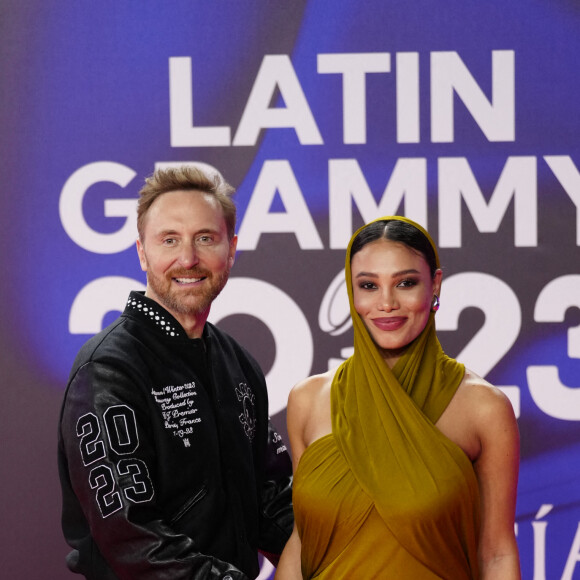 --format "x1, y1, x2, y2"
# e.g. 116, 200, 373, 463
62, 317, 139, 405
73, 317, 129, 361
205, 322, 250, 358
205, 322, 267, 385
68, 313, 150, 382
